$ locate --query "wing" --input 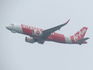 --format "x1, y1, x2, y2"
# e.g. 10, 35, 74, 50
33, 37, 45, 44
42, 19, 70, 38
